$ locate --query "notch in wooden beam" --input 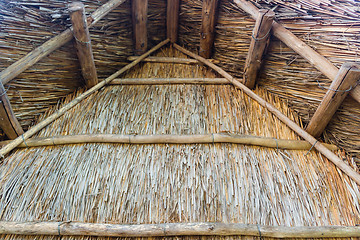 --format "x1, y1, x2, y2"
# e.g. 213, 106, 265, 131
132, 0, 148, 55
243, 9, 274, 89
199, 0, 219, 58
0, 82, 24, 139
167, 0, 180, 43
306, 62, 360, 137
69, 2, 98, 88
